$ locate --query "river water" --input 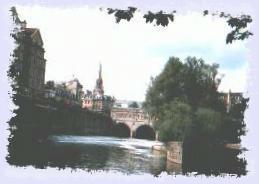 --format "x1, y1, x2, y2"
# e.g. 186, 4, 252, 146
46, 135, 181, 176
7, 134, 246, 176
